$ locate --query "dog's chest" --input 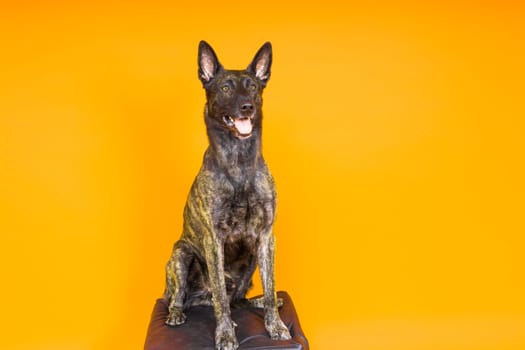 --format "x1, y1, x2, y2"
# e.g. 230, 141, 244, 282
215, 175, 275, 241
